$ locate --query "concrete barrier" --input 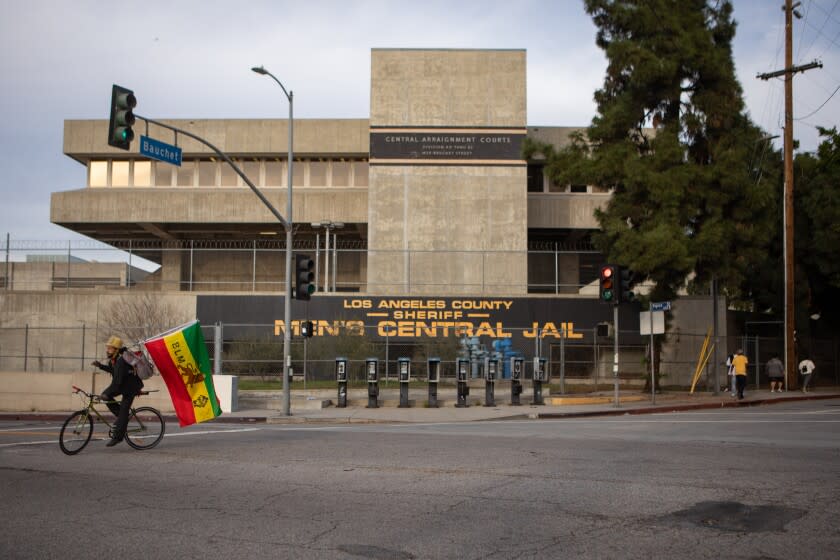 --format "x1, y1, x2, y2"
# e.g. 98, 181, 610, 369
0, 372, 238, 413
